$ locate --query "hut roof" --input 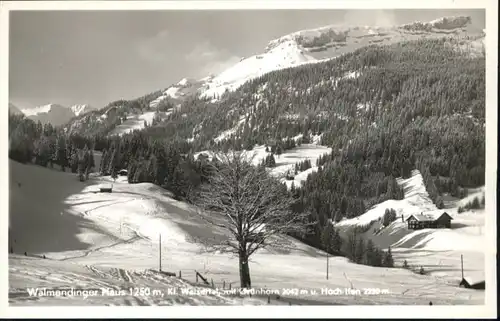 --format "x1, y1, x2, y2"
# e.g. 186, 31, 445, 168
406, 214, 433, 222
406, 211, 453, 222
461, 272, 485, 286
435, 212, 453, 220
